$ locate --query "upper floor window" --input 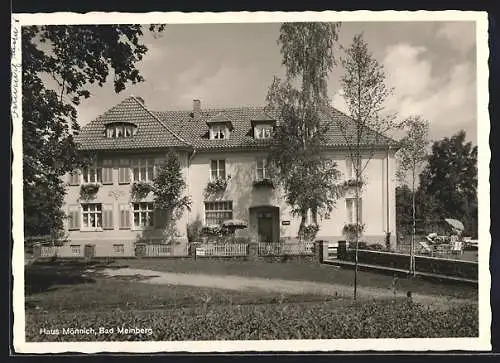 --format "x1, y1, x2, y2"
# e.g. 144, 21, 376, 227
83, 165, 102, 184
131, 159, 154, 182
105, 122, 137, 138
346, 198, 363, 224
210, 159, 226, 180
256, 158, 270, 180
254, 124, 273, 139
210, 125, 228, 140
